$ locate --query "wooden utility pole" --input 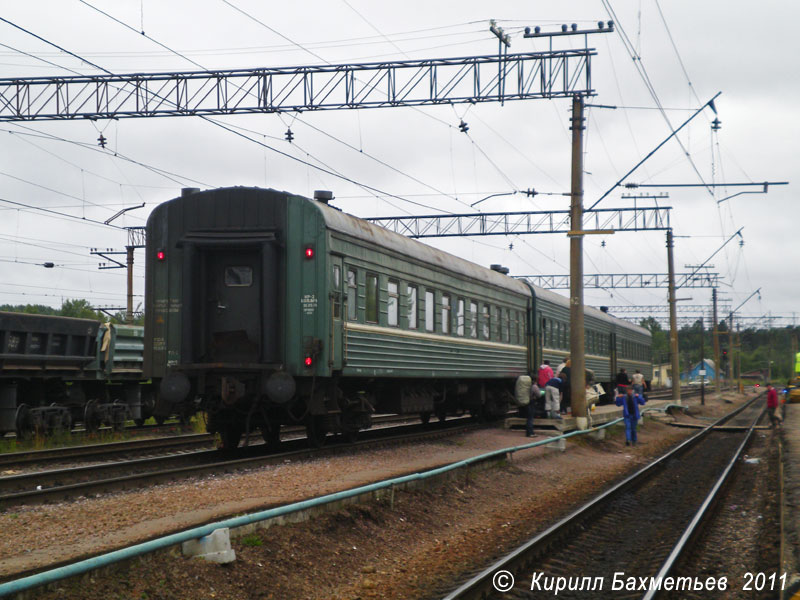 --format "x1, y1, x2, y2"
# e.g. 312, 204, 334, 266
569, 94, 587, 428
712, 288, 721, 396
666, 229, 681, 403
